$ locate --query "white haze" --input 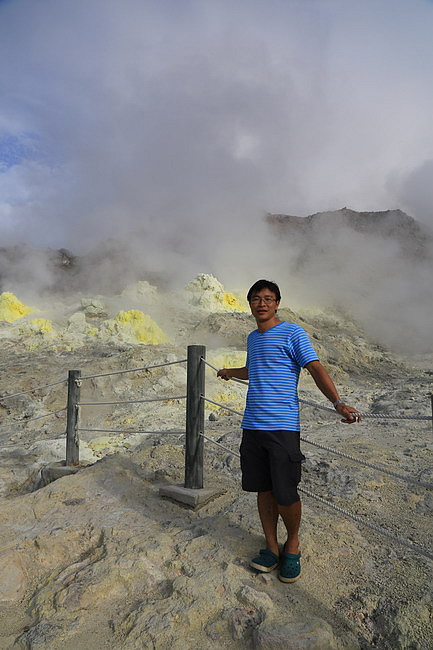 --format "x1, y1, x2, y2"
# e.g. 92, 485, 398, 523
0, 0, 433, 353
